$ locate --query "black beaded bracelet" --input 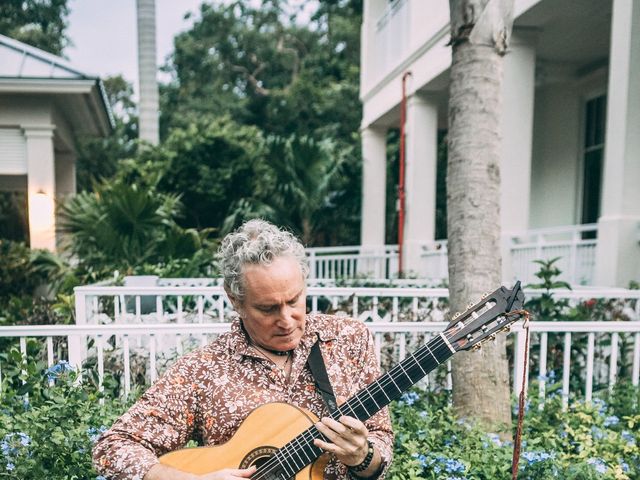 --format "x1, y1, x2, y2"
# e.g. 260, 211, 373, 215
350, 440, 375, 473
